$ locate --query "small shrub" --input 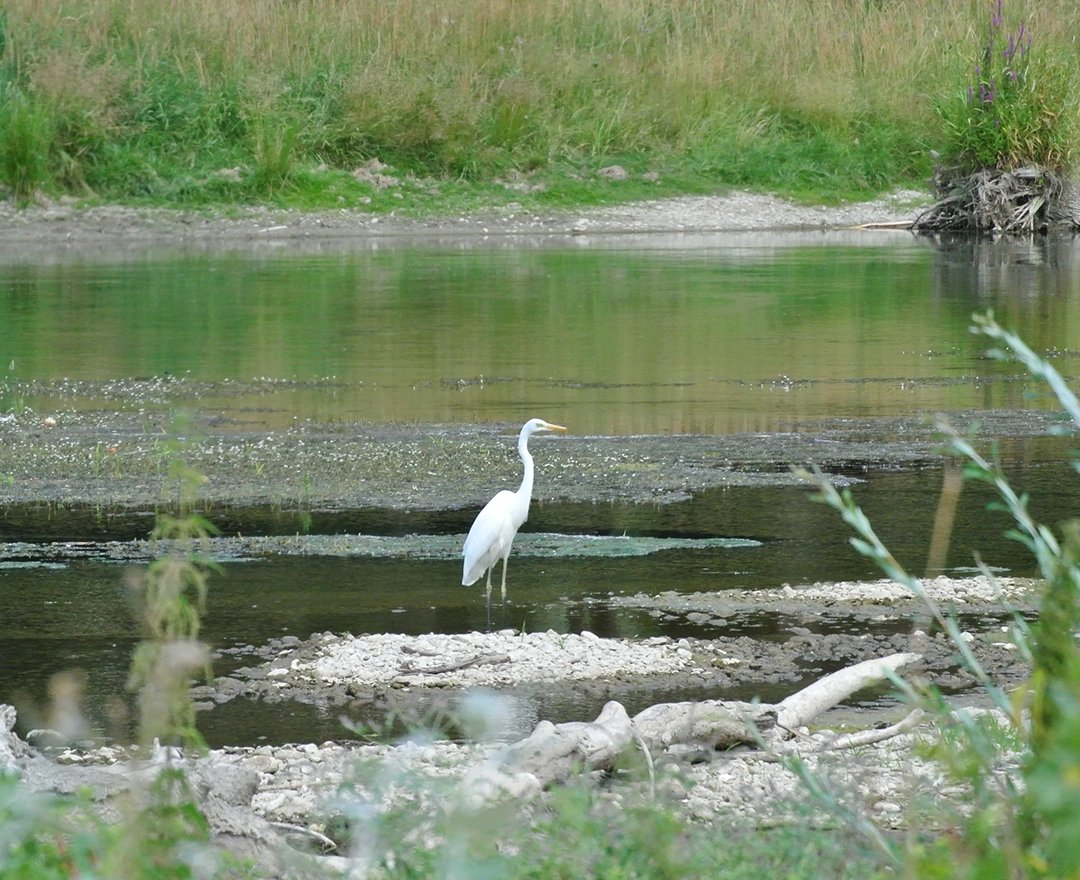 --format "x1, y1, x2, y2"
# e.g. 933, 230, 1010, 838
0, 90, 53, 200
125, 510, 217, 751
250, 113, 298, 194
937, 0, 1076, 172
0, 425, 233, 878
